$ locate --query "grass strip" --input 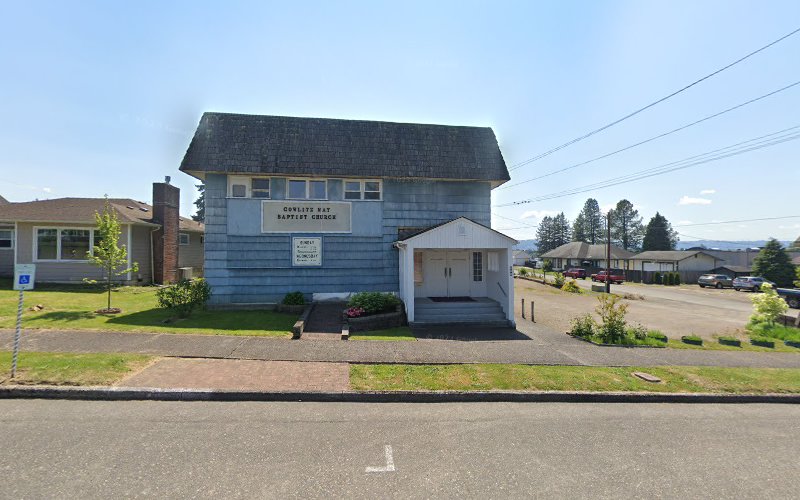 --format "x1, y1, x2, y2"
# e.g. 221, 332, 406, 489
0, 351, 153, 386
349, 327, 416, 341
350, 364, 800, 394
